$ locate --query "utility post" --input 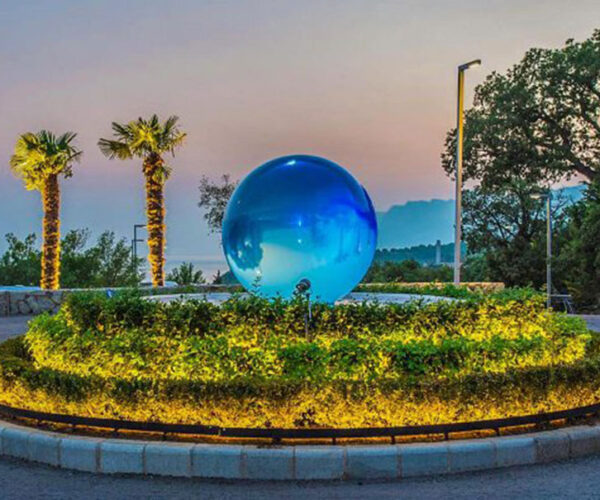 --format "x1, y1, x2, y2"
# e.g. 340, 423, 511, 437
132, 224, 146, 280
454, 58, 481, 285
